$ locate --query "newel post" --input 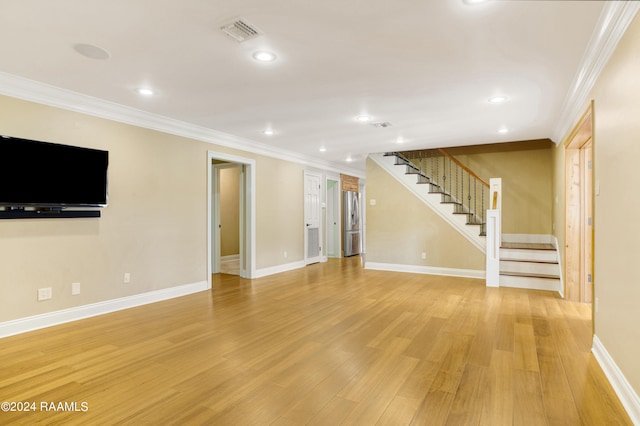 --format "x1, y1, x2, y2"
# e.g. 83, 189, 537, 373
486, 178, 502, 287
